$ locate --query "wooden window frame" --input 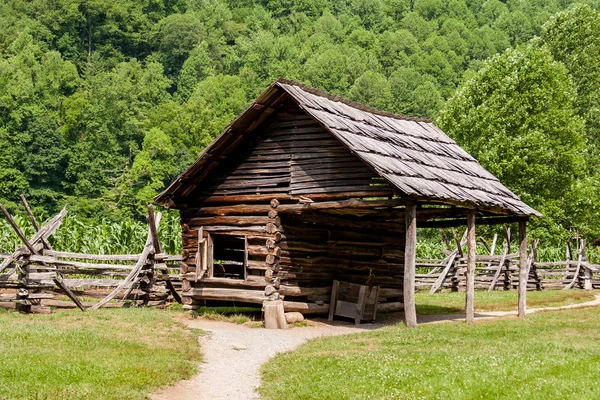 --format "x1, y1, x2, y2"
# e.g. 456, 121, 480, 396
207, 233, 248, 280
